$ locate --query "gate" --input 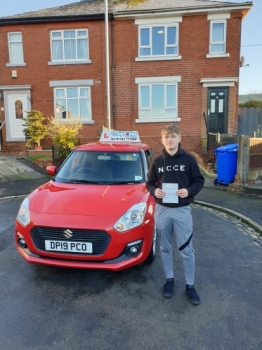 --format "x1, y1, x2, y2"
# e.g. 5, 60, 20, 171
0, 121, 5, 151
207, 132, 237, 150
